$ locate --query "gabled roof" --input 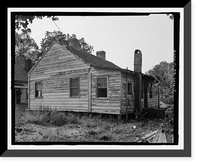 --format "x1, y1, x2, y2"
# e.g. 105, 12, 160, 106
28, 42, 155, 82
28, 43, 121, 75
68, 46, 120, 69
15, 63, 27, 83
